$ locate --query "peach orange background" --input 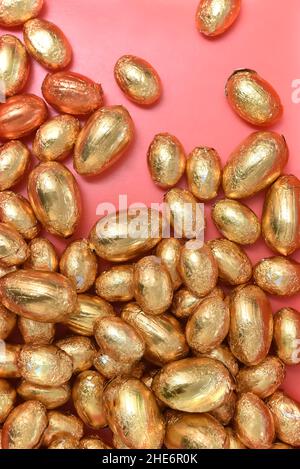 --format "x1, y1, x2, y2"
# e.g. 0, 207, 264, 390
1, 0, 300, 400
